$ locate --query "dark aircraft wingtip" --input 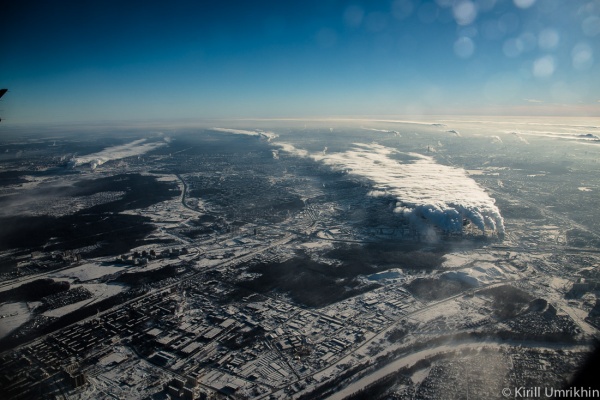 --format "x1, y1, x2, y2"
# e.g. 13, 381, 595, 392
0, 89, 7, 122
